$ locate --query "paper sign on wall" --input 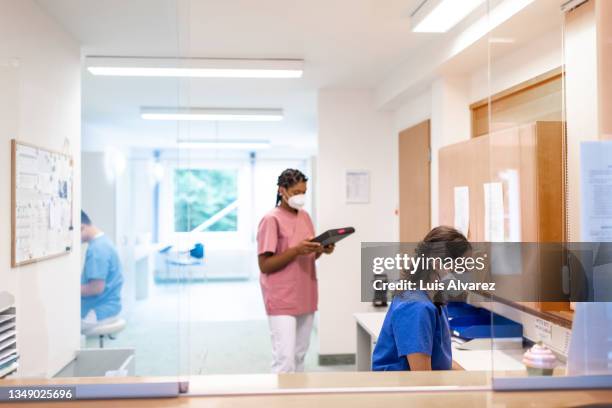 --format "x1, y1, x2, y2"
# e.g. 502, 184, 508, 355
484, 182, 504, 242
346, 170, 370, 204
581, 141, 612, 241
453, 186, 470, 236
